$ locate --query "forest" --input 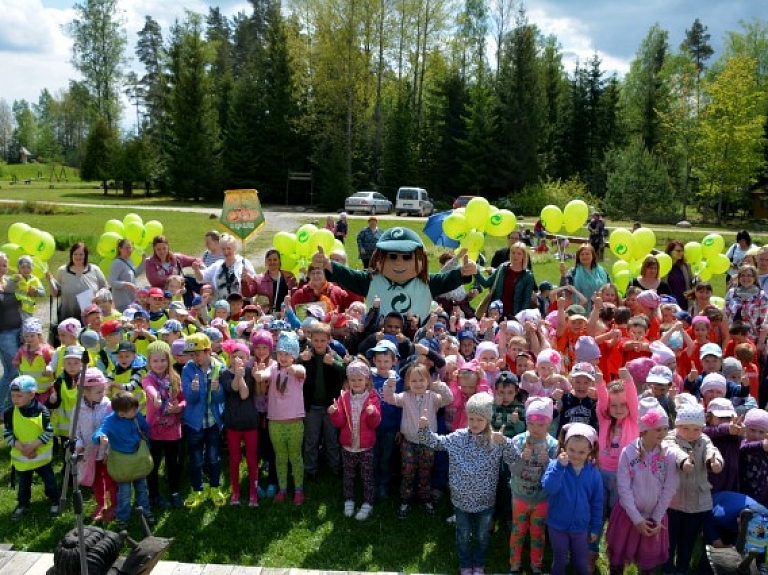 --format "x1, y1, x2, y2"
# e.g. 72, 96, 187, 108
0, 0, 766, 222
